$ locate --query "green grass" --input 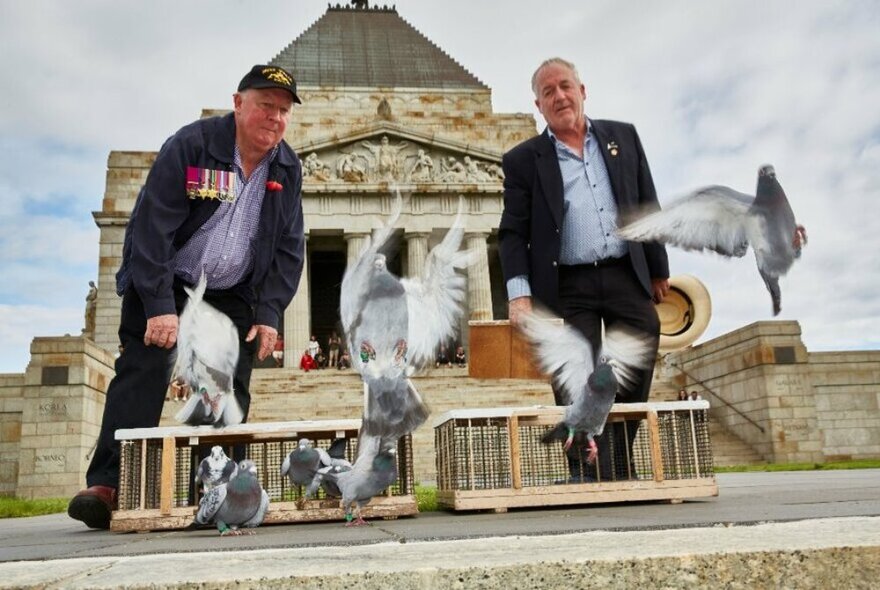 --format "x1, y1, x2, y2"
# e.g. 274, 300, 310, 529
0, 497, 69, 519
415, 485, 438, 512
715, 459, 880, 473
